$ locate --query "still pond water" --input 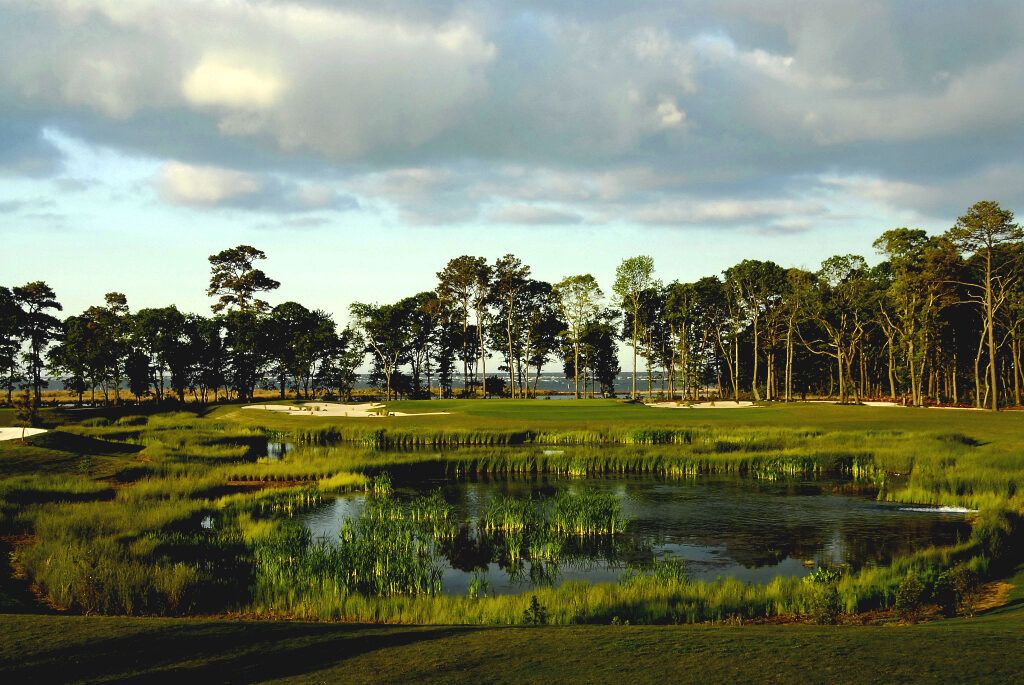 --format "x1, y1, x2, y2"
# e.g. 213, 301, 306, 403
301, 473, 972, 596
